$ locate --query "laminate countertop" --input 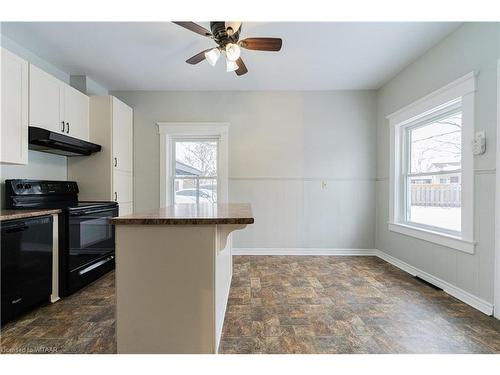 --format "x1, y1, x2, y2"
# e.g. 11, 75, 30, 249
0, 209, 61, 222
110, 203, 254, 225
